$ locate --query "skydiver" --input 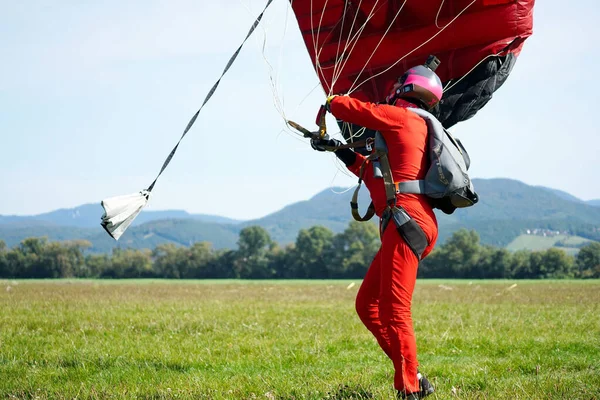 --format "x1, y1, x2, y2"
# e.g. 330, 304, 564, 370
310, 62, 442, 399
